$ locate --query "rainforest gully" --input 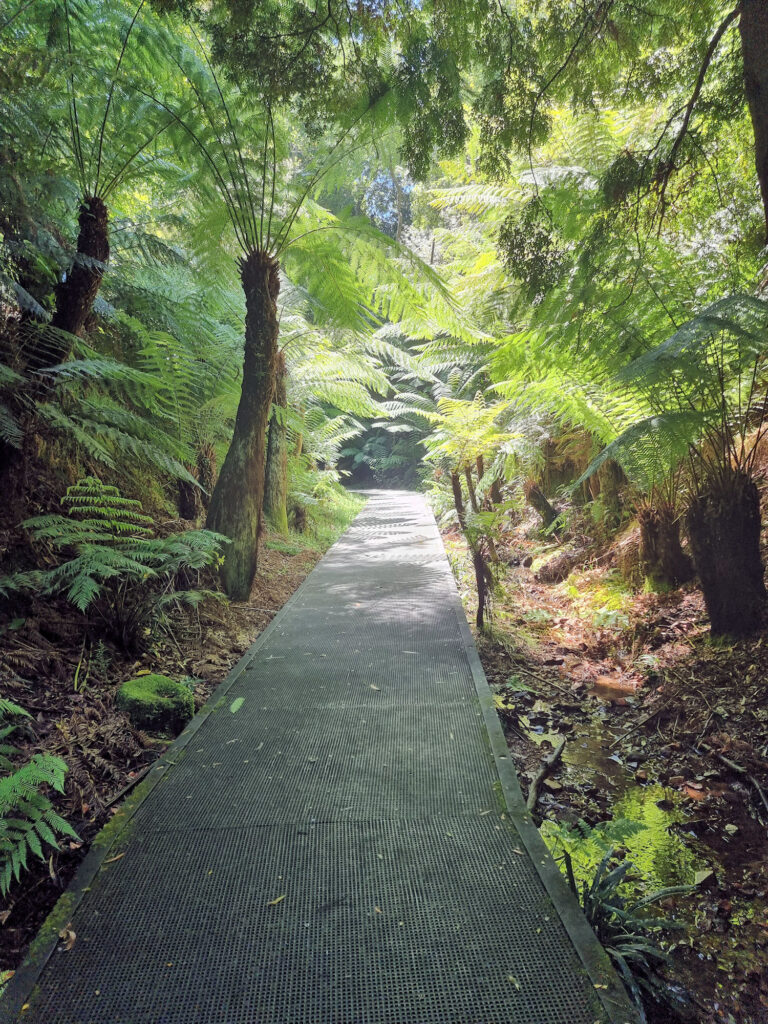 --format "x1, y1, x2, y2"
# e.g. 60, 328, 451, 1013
2, 2, 768, 1022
